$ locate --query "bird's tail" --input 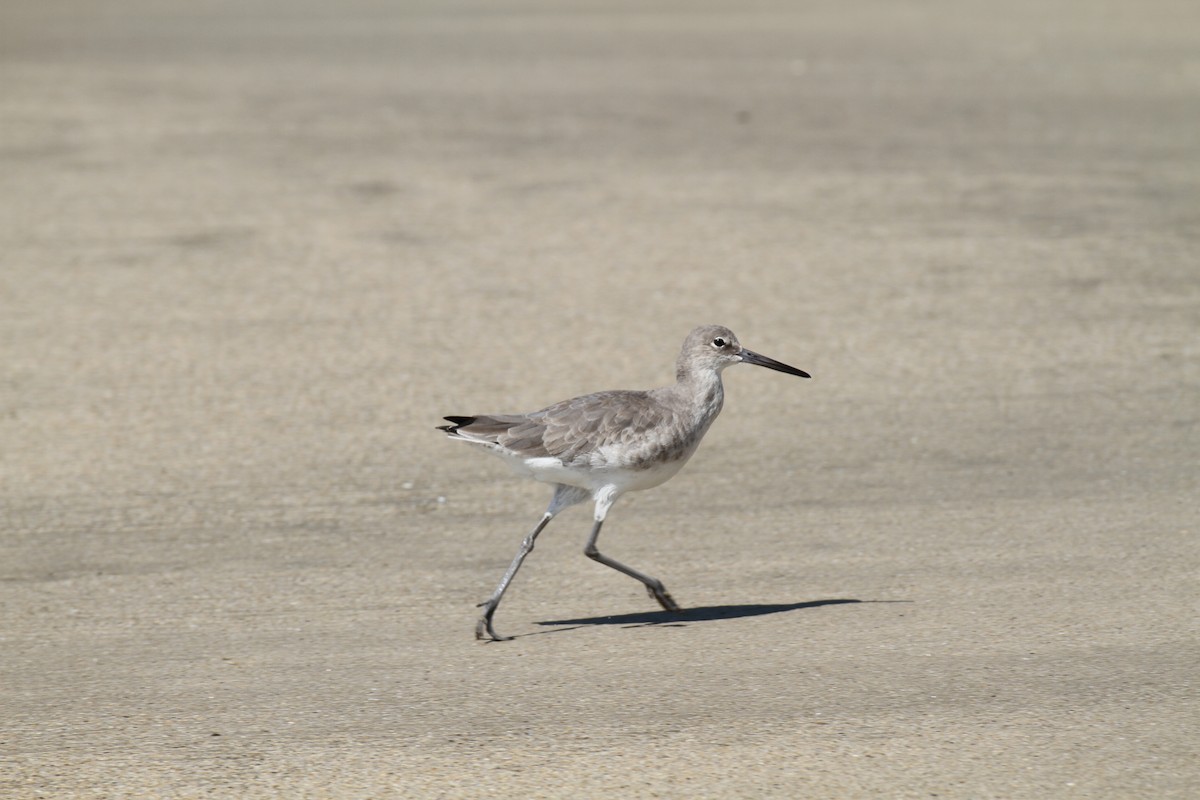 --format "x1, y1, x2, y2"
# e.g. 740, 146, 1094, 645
437, 415, 532, 449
